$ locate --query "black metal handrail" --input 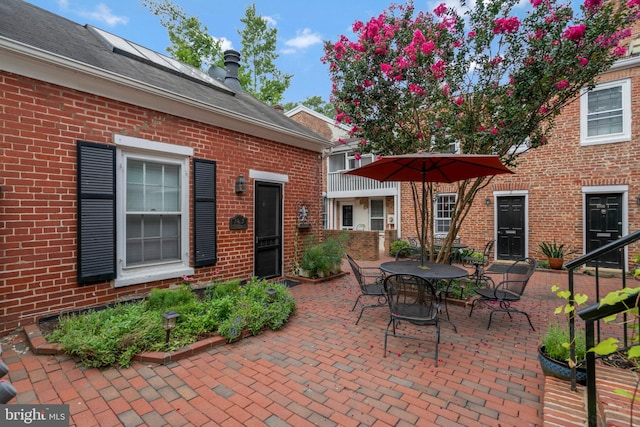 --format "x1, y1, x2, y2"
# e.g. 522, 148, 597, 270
564, 229, 640, 427
577, 291, 640, 427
